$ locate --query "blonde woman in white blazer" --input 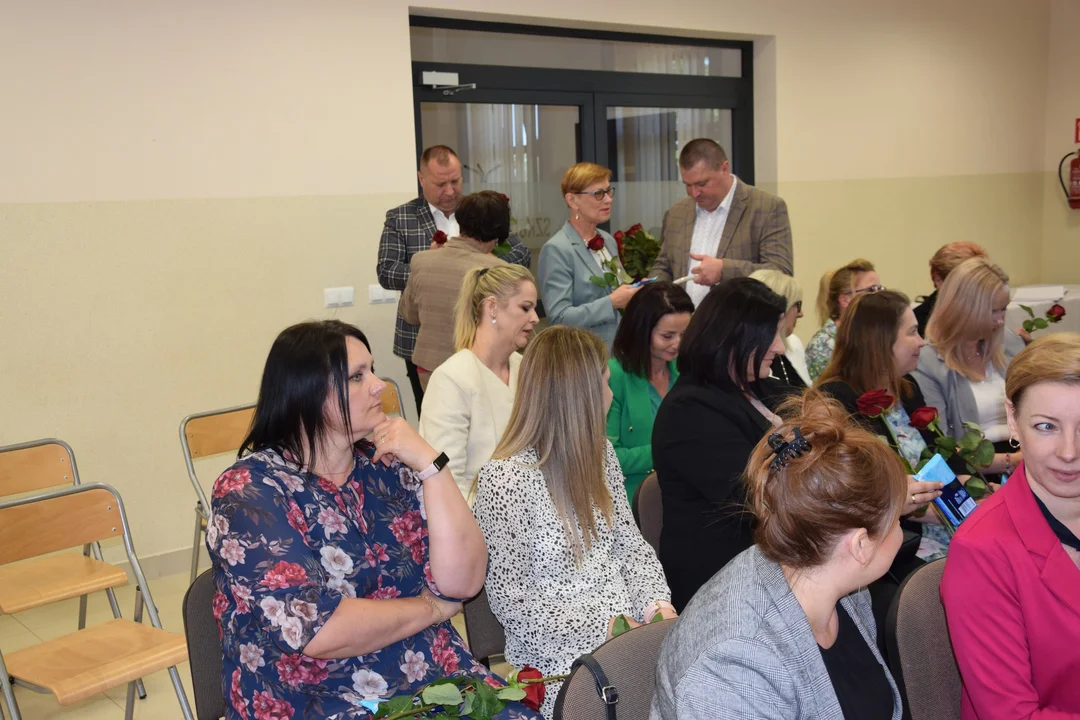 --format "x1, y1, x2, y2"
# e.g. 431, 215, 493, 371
419, 264, 538, 501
